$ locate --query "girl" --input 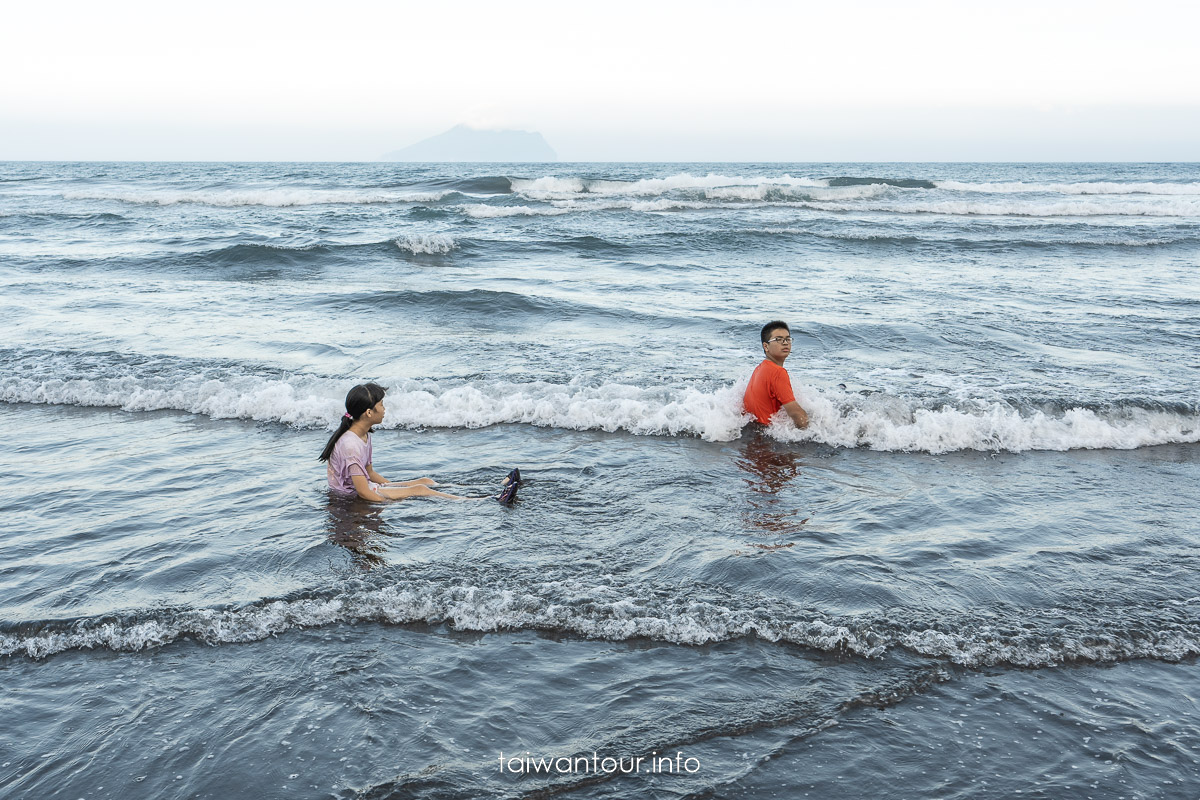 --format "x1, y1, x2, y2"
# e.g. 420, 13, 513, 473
319, 383, 518, 503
